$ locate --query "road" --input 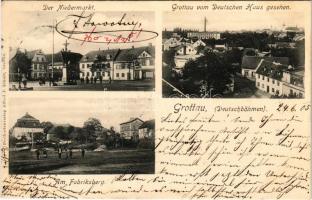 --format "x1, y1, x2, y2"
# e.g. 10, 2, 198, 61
10, 80, 155, 91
